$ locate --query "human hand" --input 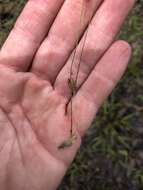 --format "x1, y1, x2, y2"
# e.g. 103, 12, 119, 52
0, 0, 135, 189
